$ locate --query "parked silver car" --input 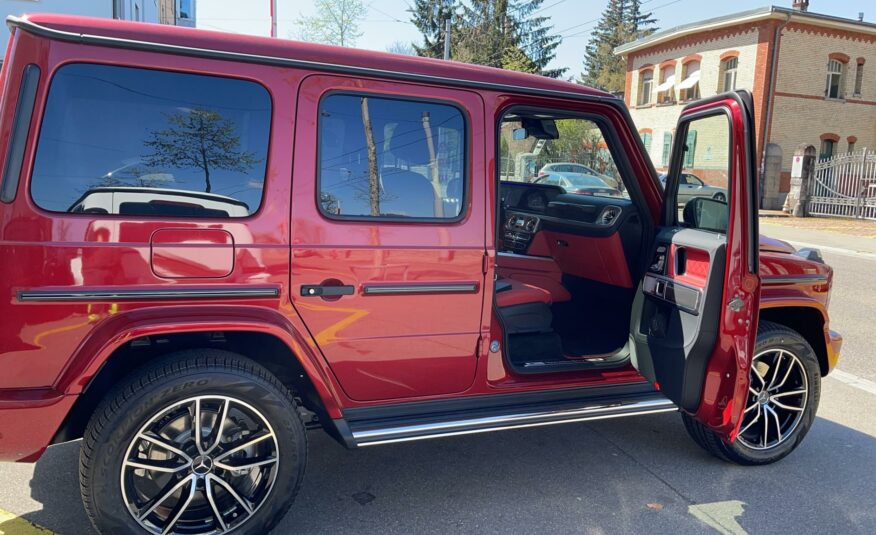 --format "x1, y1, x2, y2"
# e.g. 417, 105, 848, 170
659, 172, 727, 205
537, 162, 619, 189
